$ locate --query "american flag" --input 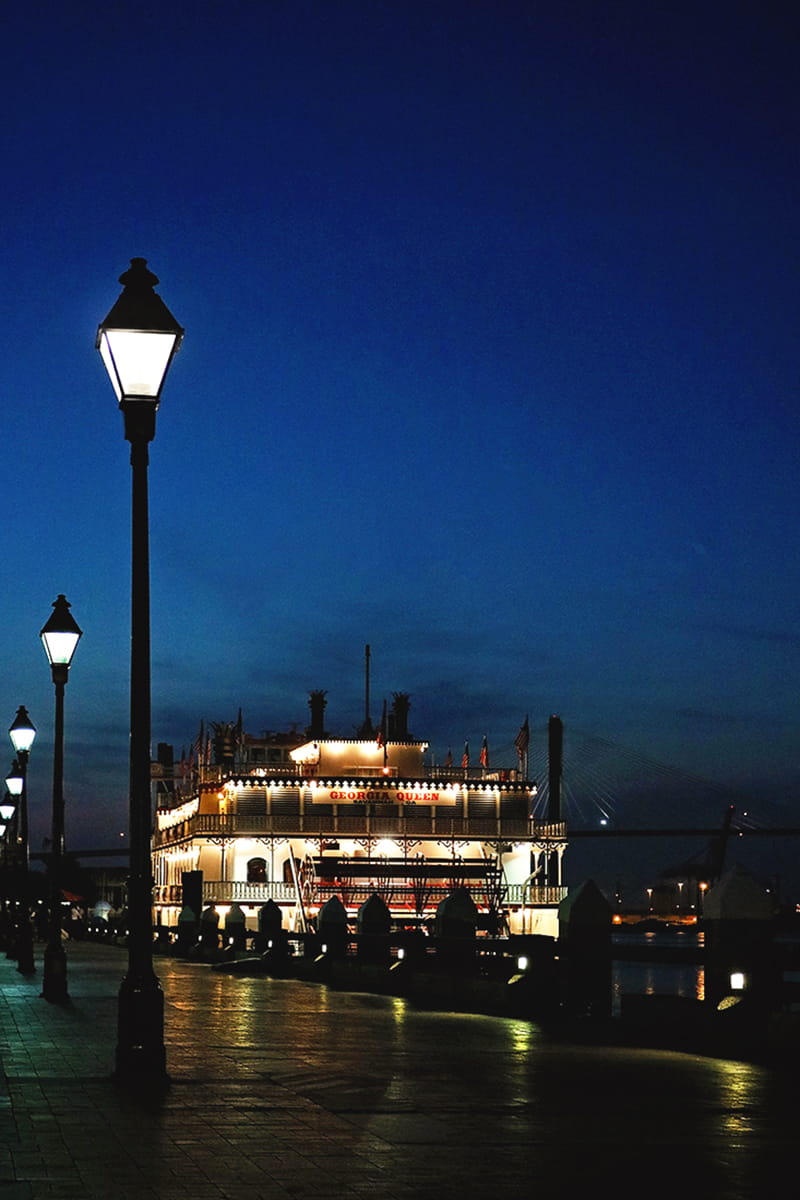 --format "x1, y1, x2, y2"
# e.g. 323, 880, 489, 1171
461, 741, 469, 768
480, 735, 488, 767
514, 716, 530, 760
376, 699, 387, 748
